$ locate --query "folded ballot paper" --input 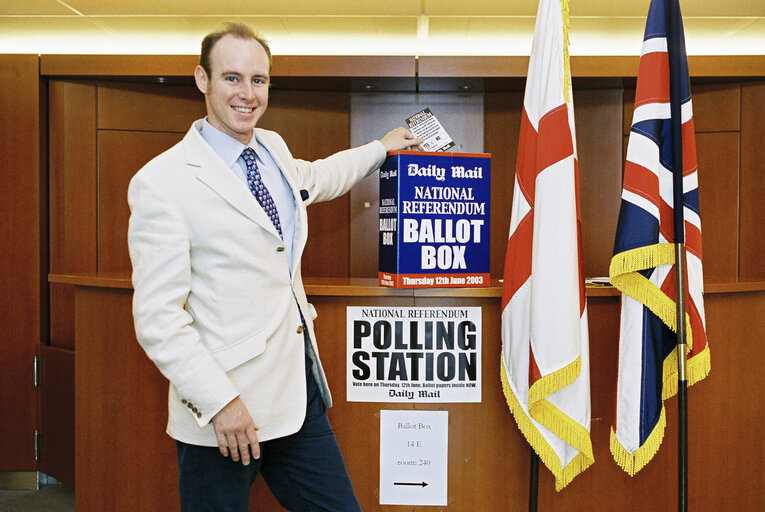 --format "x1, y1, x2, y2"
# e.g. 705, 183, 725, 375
405, 108, 456, 152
